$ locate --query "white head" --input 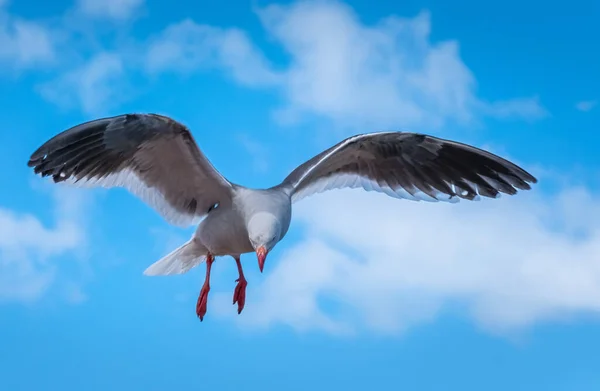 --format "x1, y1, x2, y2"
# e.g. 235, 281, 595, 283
247, 212, 282, 272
